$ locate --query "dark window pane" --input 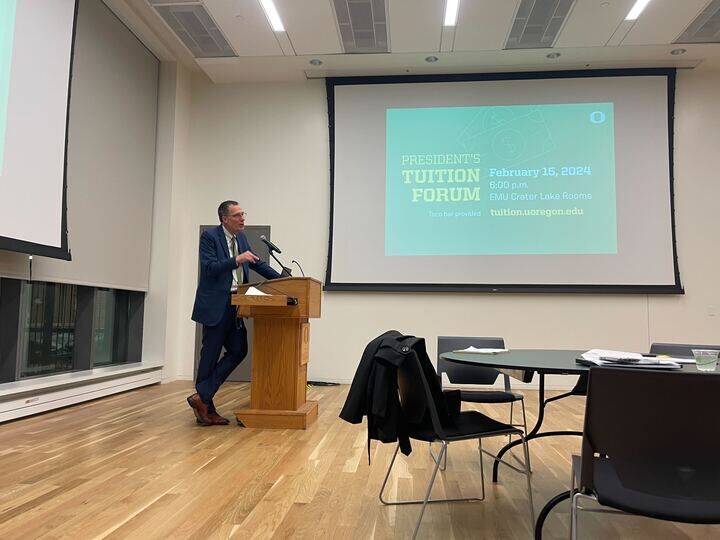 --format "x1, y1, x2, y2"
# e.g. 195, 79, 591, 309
92, 289, 130, 366
20, 282, 76, 378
